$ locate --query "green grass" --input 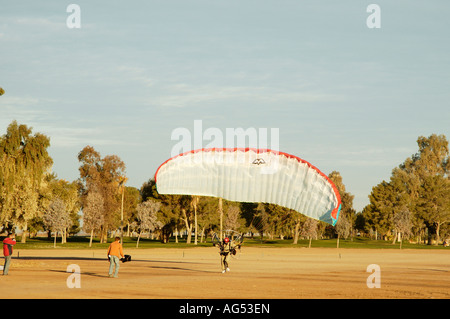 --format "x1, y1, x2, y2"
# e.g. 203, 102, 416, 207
243, 237, 447, 249
6, 235, 448, 250
157, 236, 446, 249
